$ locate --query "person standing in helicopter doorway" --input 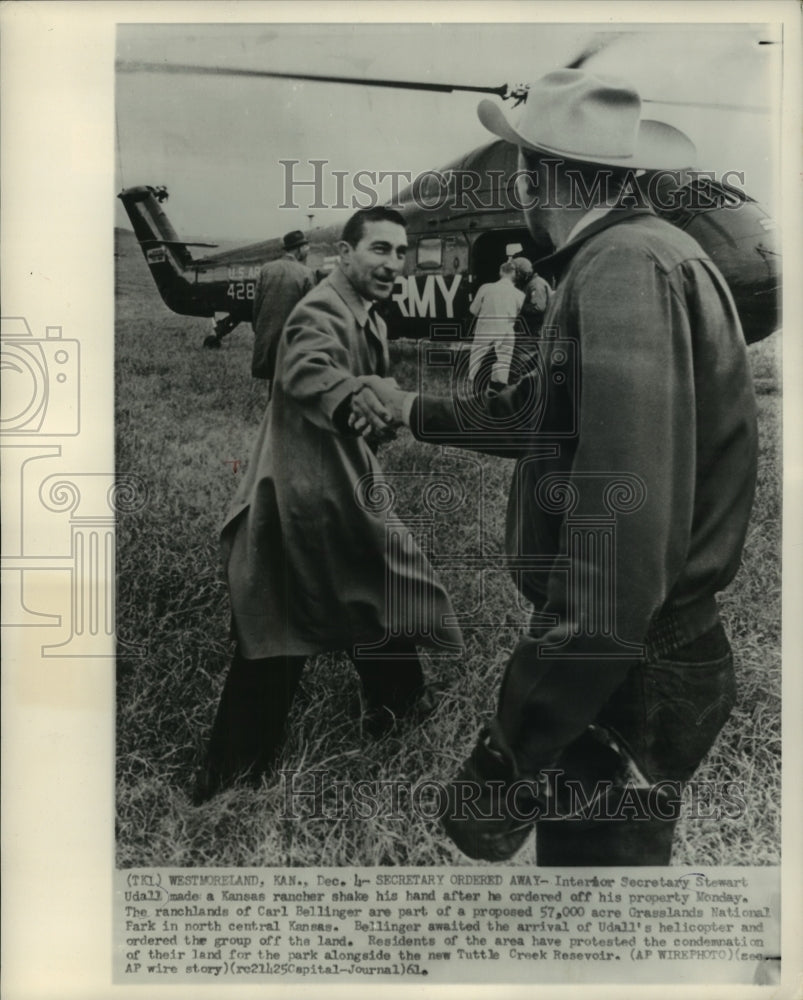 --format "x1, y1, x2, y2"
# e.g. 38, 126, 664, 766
467, 259, 525, 391
511, 255, 553, 377
514, 256, 553, 338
